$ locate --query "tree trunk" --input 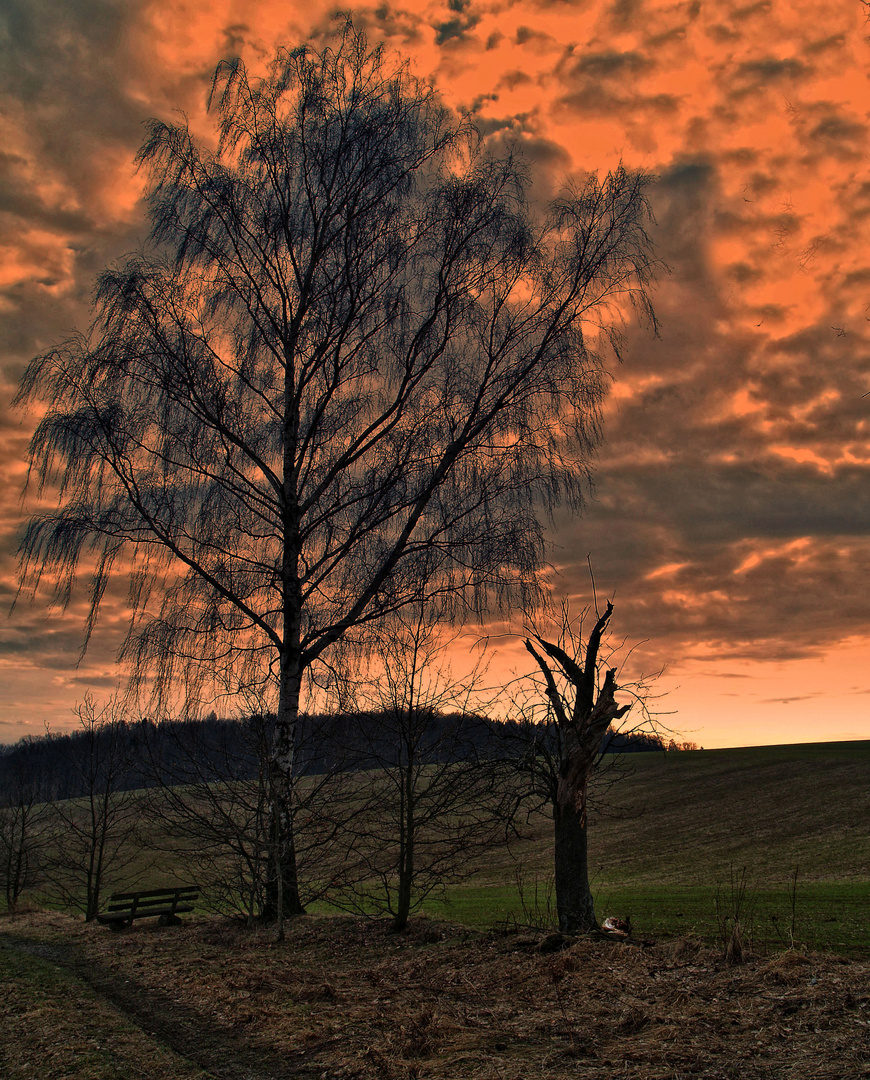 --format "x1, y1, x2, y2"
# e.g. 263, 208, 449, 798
265, 656, 305, 922
264, 791, 304, 922
553, 790, 597, 935
392, 799, 414, 932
